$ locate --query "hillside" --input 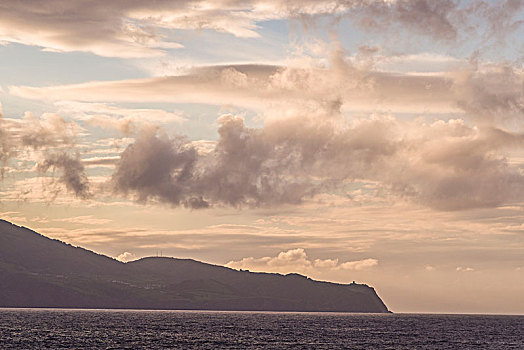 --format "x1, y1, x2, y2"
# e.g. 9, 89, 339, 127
0, 219, 390, 312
